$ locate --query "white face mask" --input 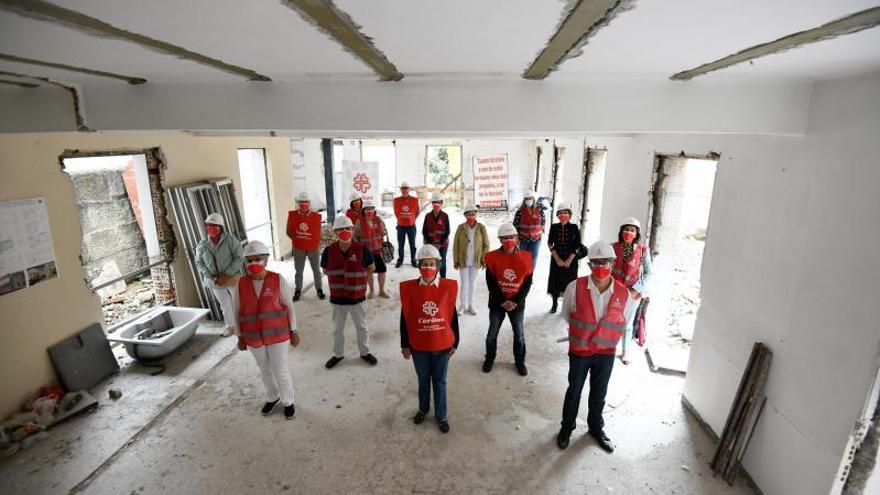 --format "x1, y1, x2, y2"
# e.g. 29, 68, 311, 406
524, 199, 534, 207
